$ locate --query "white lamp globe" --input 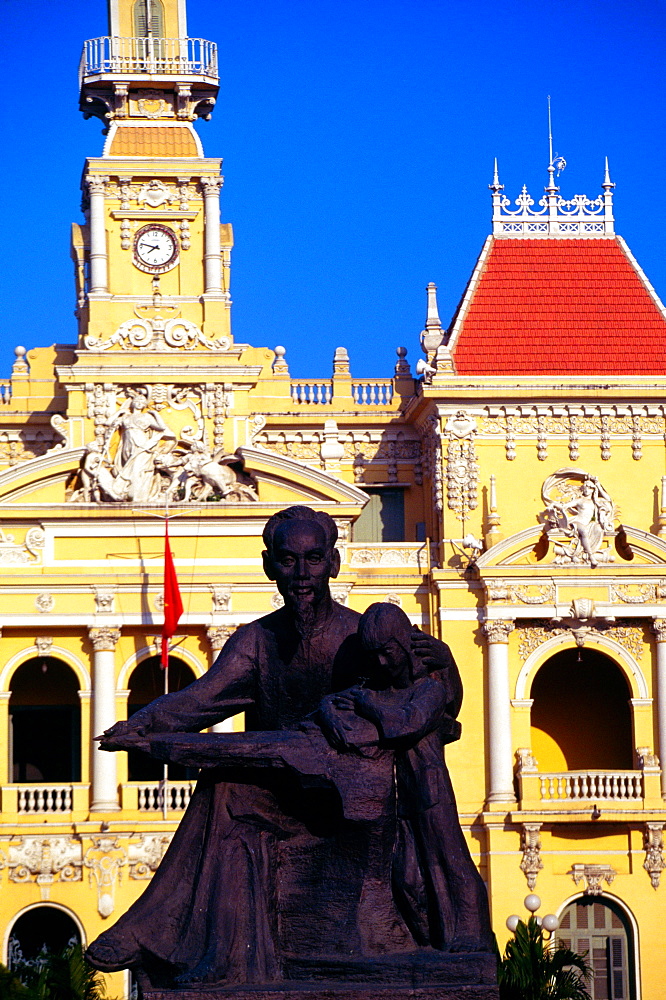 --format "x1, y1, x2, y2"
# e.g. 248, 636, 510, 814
506, 915, 520, 933
524, 894, 541, 912
543, 914, 560, 932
